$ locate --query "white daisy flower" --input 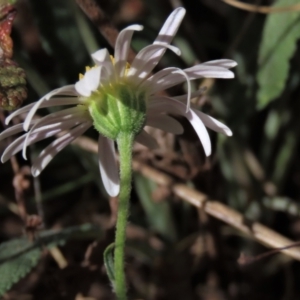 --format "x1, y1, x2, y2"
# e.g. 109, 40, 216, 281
0, 7, 236, 197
